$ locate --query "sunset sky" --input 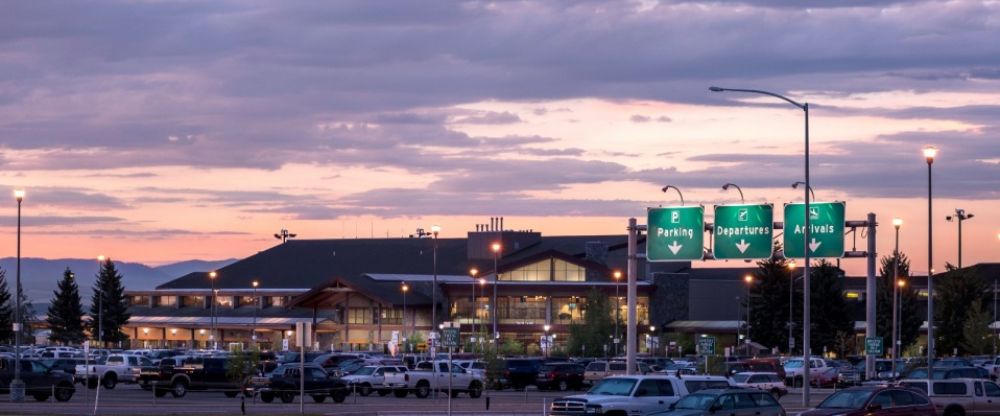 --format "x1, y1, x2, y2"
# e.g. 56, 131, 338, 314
1, 1, 998, 276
